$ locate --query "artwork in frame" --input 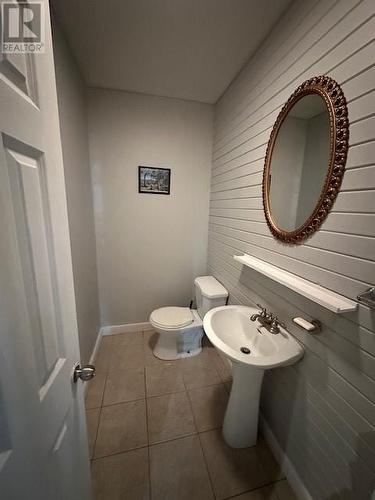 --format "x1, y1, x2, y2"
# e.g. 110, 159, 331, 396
138, 166, 171, 195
